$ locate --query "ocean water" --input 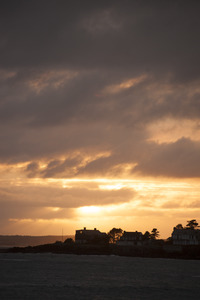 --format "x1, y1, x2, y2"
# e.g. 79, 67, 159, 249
0, 253, 200, 299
